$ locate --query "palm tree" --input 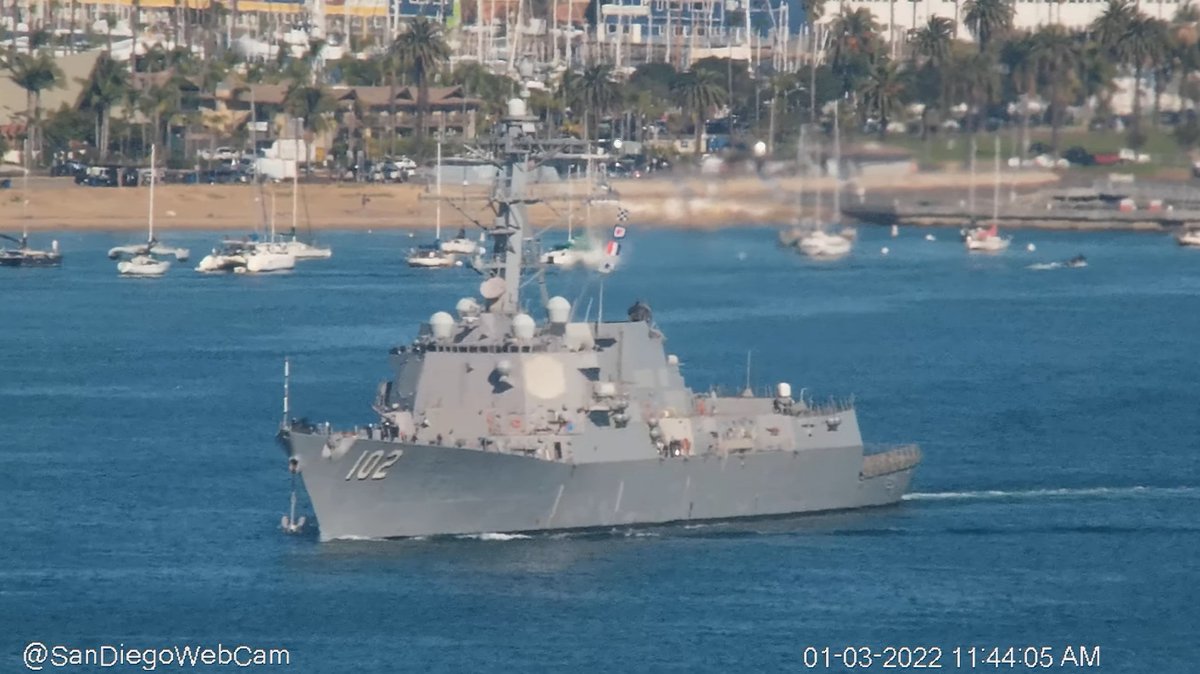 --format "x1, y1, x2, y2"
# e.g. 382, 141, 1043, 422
139, 81, 181, 152
1076, 39, 1117, 126
284, 83, 335, 175
829, 6, 881, 96
910, 16, 954, 66
908, 17, 954, 137
1173, 3, 1200, 109
5, 50, 64, 159
1001, 31, 1038, 155
79, 53, 130, 160
387, 17, 451, 144
1122, 15, 1167, 145
1031, 26, 1079, 152
671, 68, 727, 156
1091, 0, 1136, 57
946, 48, 998, 132
962, 0, 1013, 52
284, 83, 336, 135
562, 64, 621, 141
860, 57, 906, 138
